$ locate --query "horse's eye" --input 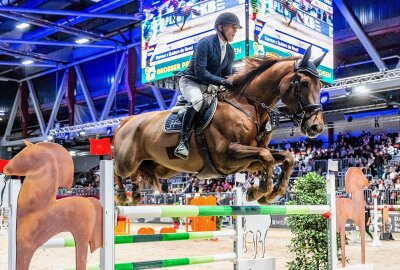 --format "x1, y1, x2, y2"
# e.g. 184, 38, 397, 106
300, 81, 309, 87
